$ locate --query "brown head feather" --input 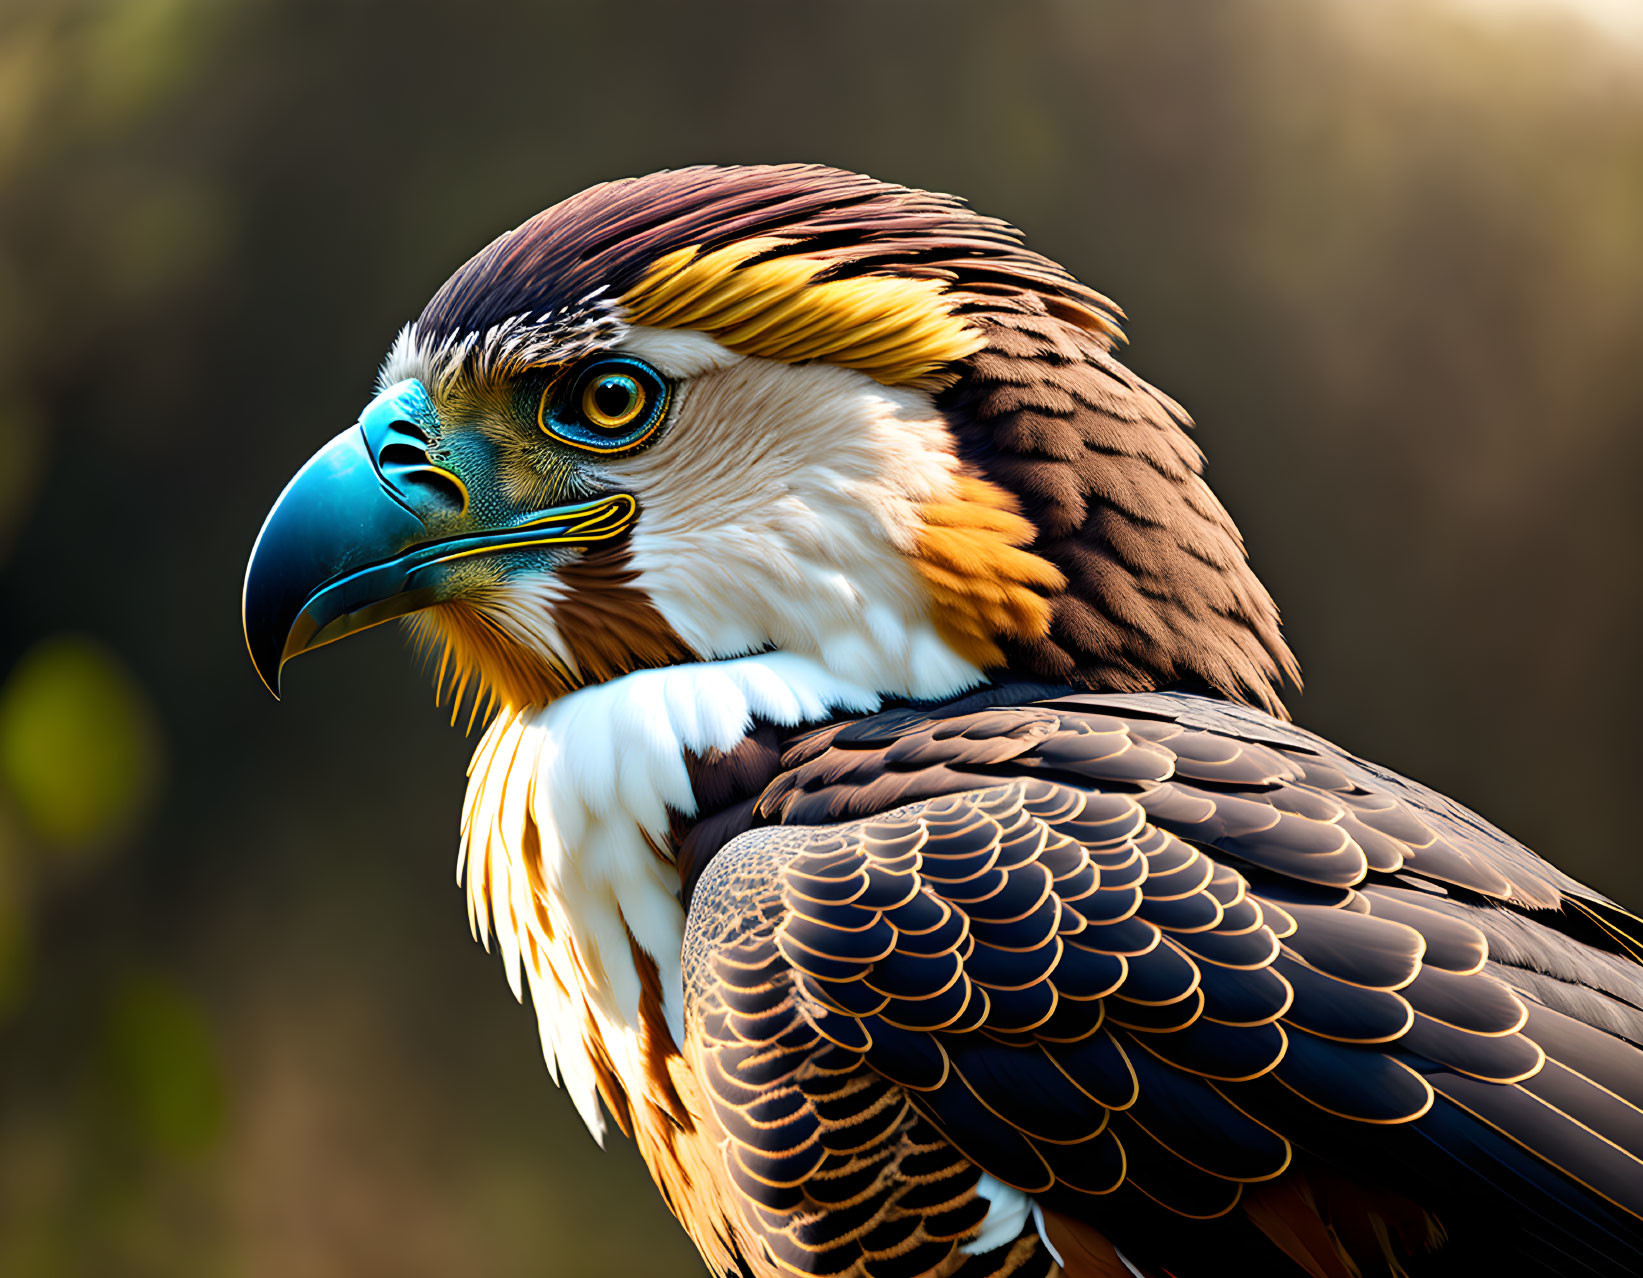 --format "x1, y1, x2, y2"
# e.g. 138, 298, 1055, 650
940, 299, 1300, 716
